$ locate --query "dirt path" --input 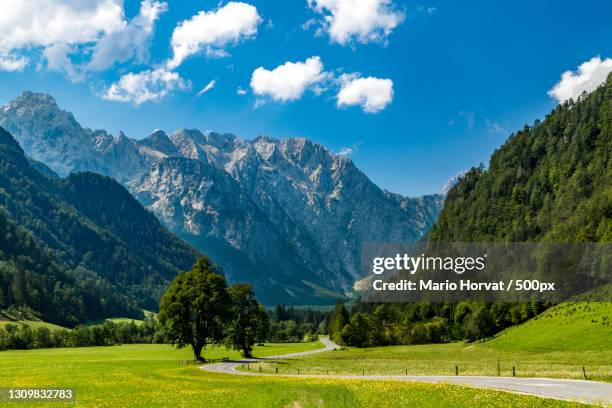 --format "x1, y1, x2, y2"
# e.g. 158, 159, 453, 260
201, 338, 612, 406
